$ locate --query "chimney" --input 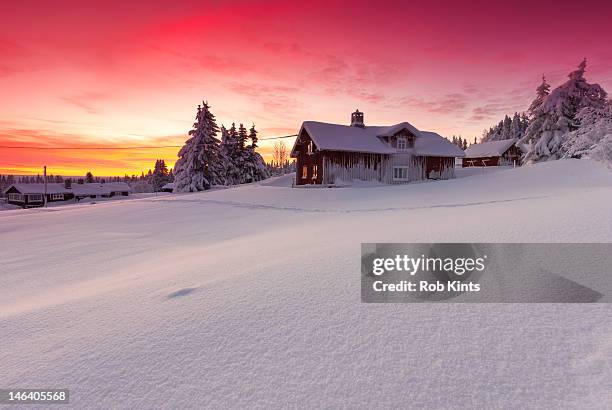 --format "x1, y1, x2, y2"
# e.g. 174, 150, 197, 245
64, 179, 72, 189
350, 109, 365, 128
